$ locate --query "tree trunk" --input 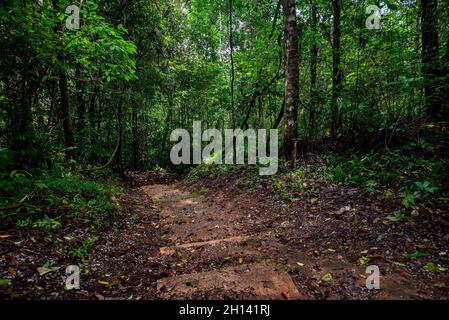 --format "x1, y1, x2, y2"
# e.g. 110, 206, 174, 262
115, 95, 123, 170
283, 0, 300, 161
229, 0, 235, 128
58, 70, 75, 158
131, 104, 138, 169
258, 95, 265, 128
331, 0, 342, 139
421, 0, 440, 119
47, 80, 57, 128
309, 0, 318, 139
76, 65, 86, 135
52, 0, 74, 158
443, 28, 449, 118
